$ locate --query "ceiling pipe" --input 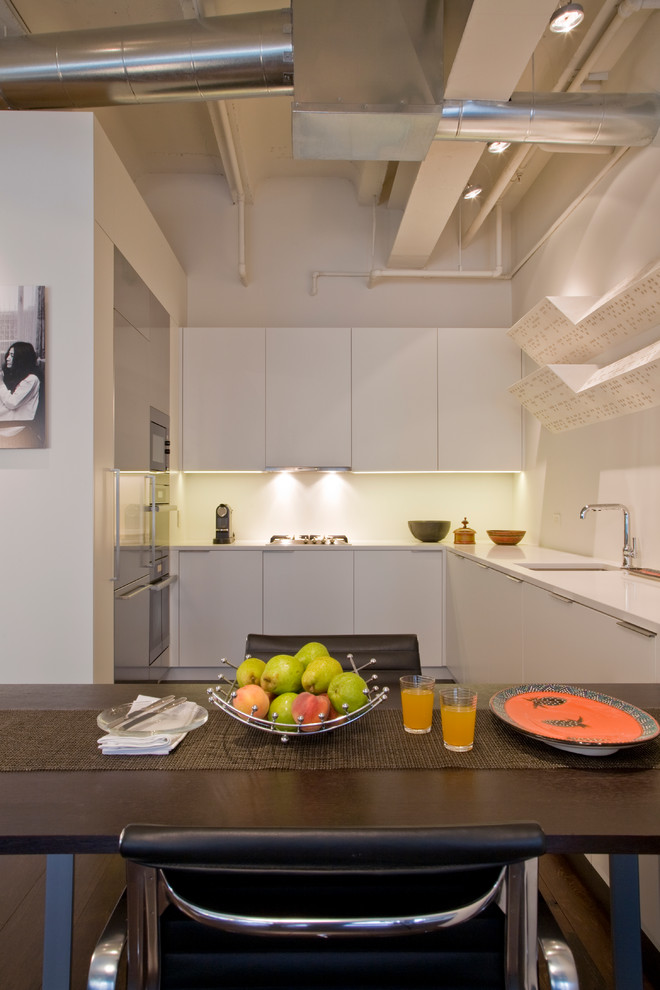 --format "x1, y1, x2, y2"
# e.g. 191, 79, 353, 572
206, 101, 248, 286
0, 9, 293, 110
435, 93, 660, 148
310, 203, 505, 294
